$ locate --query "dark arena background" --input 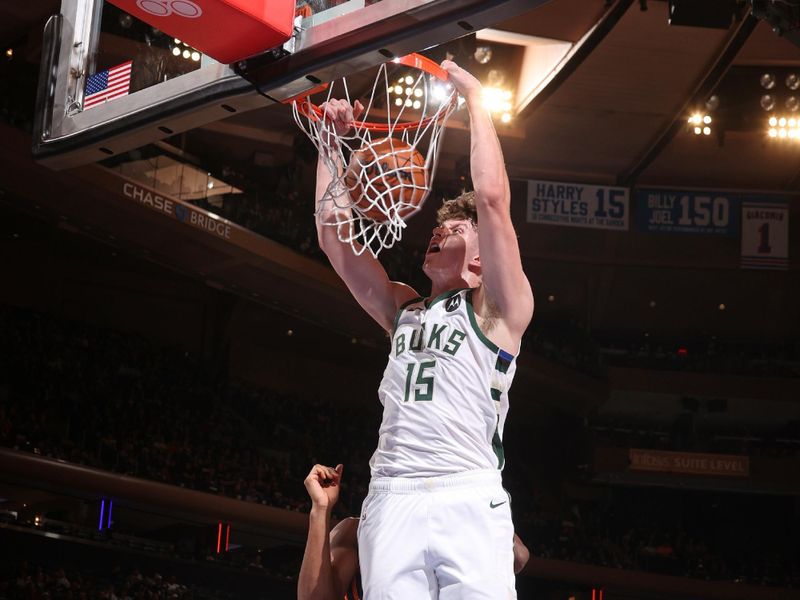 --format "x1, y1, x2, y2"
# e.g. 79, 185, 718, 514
1, 0, 800, 599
